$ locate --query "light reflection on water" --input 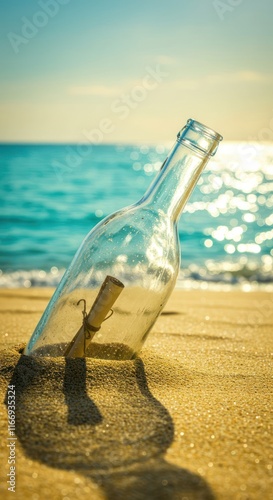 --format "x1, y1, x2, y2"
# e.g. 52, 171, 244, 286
0, 142, 272, 289
180, 142, 273, 289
